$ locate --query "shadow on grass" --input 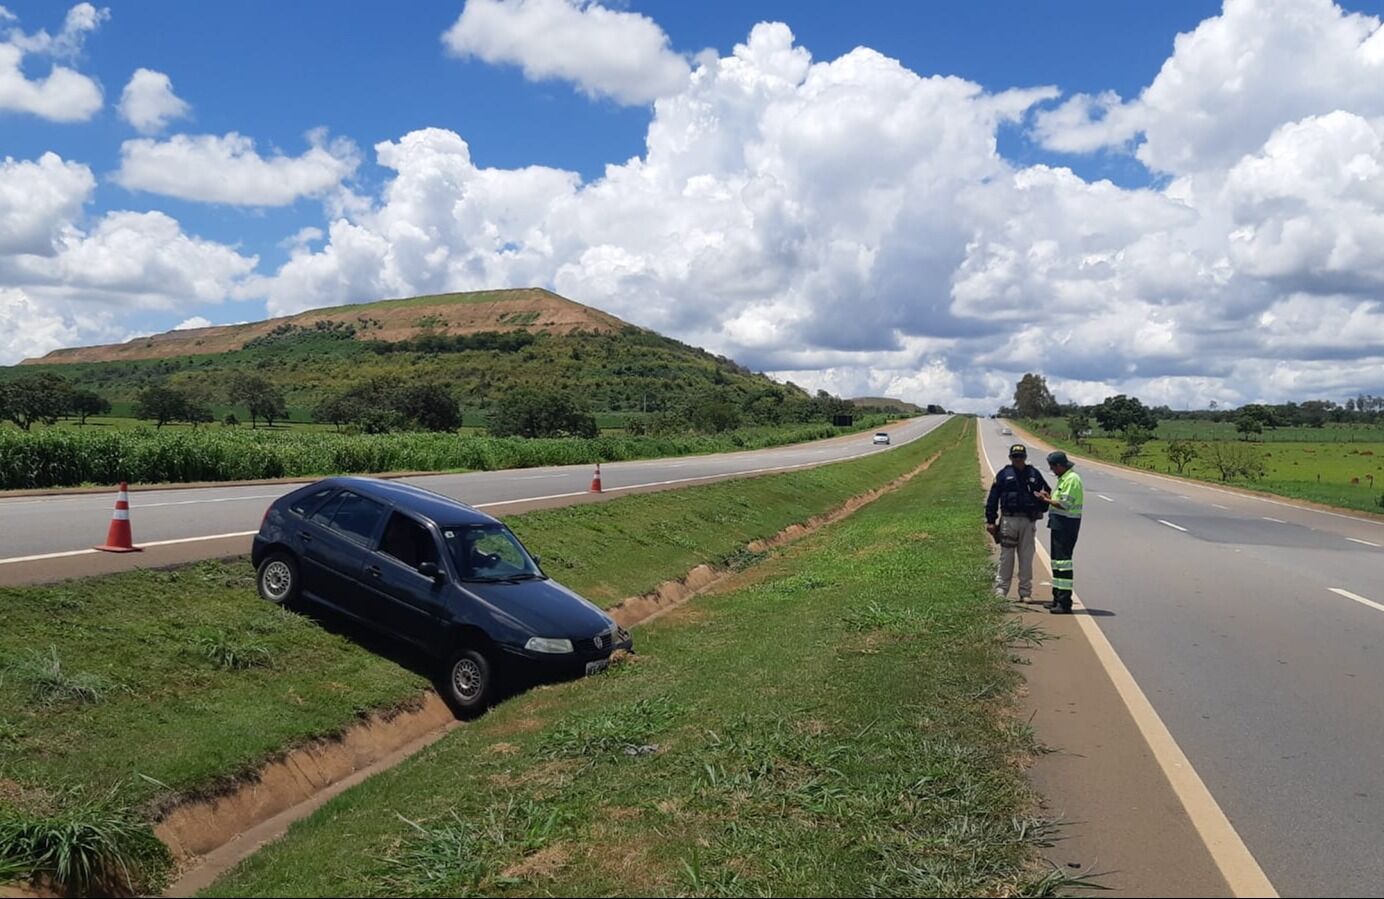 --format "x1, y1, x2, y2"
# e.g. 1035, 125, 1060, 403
283, 594, 576, 716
